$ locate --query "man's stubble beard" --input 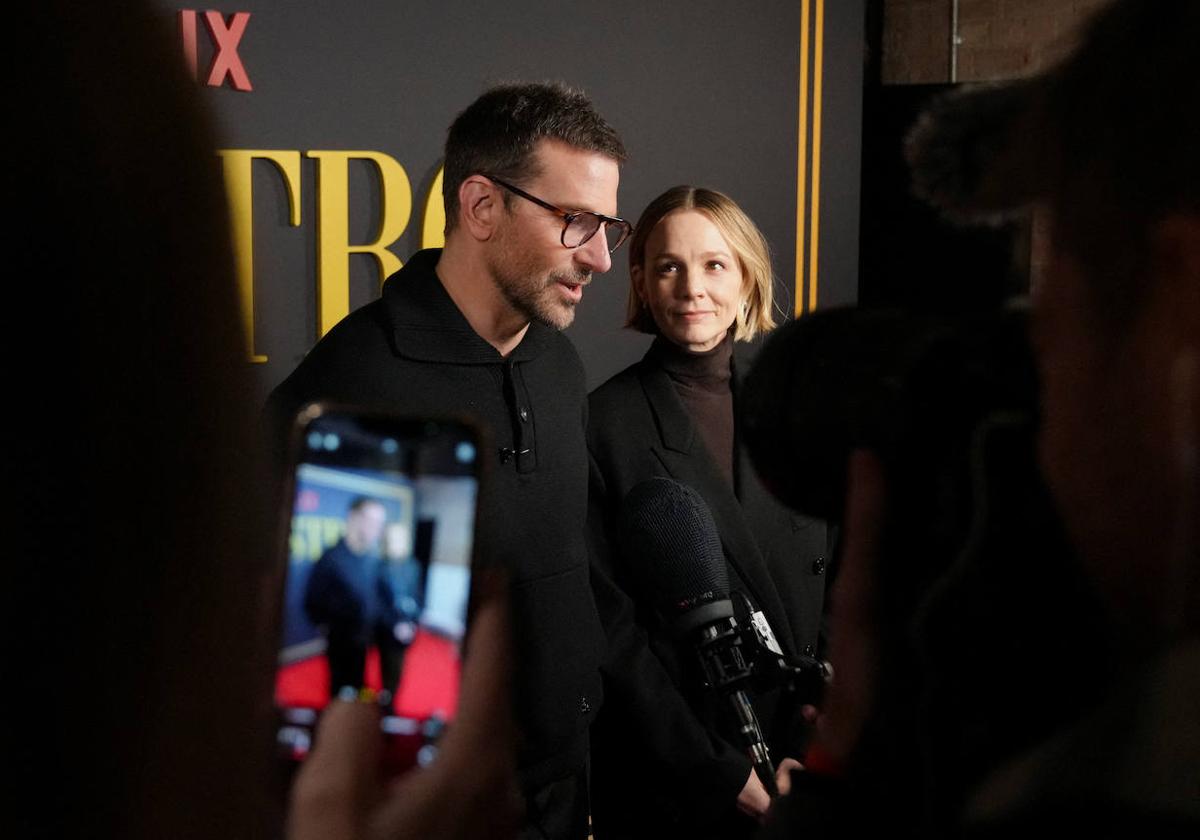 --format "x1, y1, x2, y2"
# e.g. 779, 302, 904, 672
488, 225, 590, 331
